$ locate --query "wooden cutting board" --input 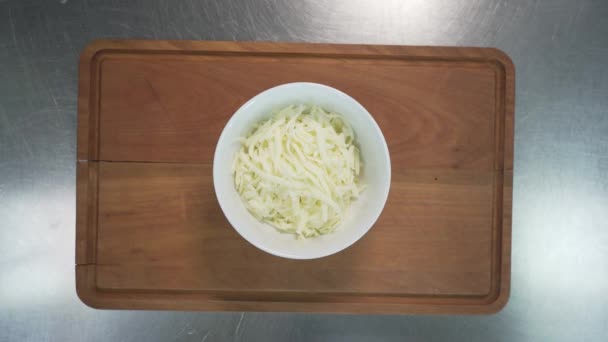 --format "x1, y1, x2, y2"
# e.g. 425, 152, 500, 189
76, 40, 514, 314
